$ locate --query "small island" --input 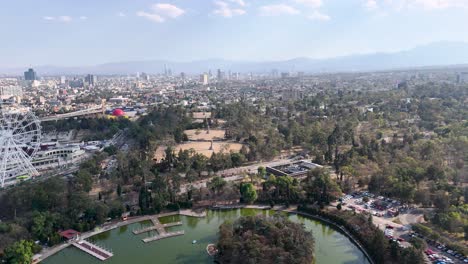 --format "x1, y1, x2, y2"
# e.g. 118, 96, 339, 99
216, 215, 315, 264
